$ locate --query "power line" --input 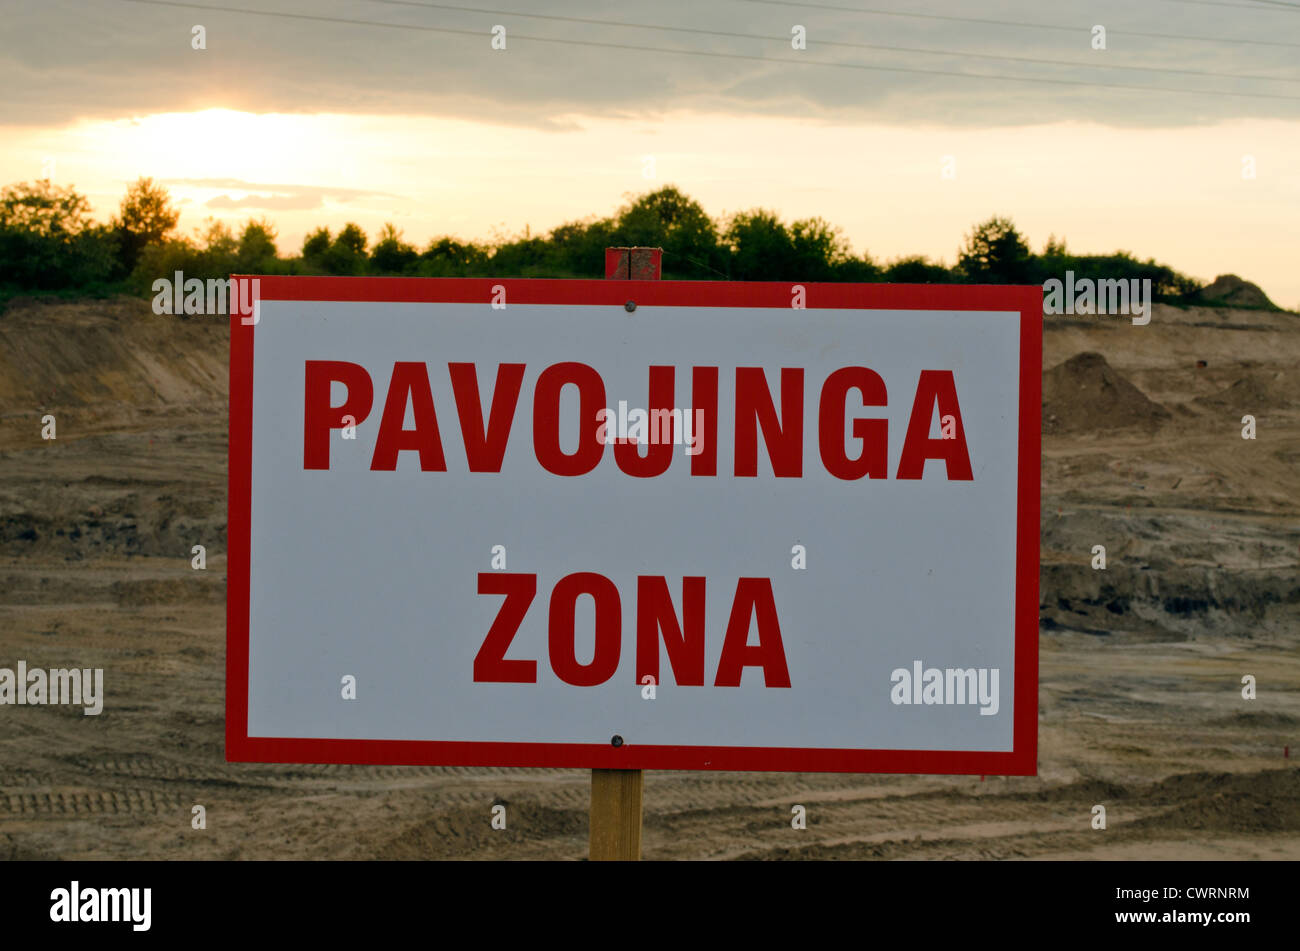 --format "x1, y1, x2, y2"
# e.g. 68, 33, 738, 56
731, 0, 1300, 49
1156, 0, 1299, 9
359, 0, 1300, 84
112, 0, 1300, 101
113, 0, 485, 39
